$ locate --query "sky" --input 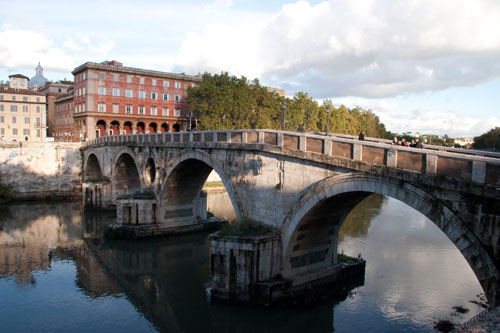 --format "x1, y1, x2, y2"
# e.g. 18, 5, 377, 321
1, 0, 499, 137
